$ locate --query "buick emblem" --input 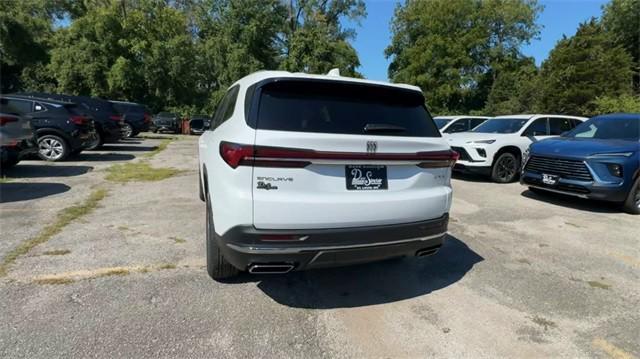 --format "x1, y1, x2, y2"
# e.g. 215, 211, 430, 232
366, 141, 377, 154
